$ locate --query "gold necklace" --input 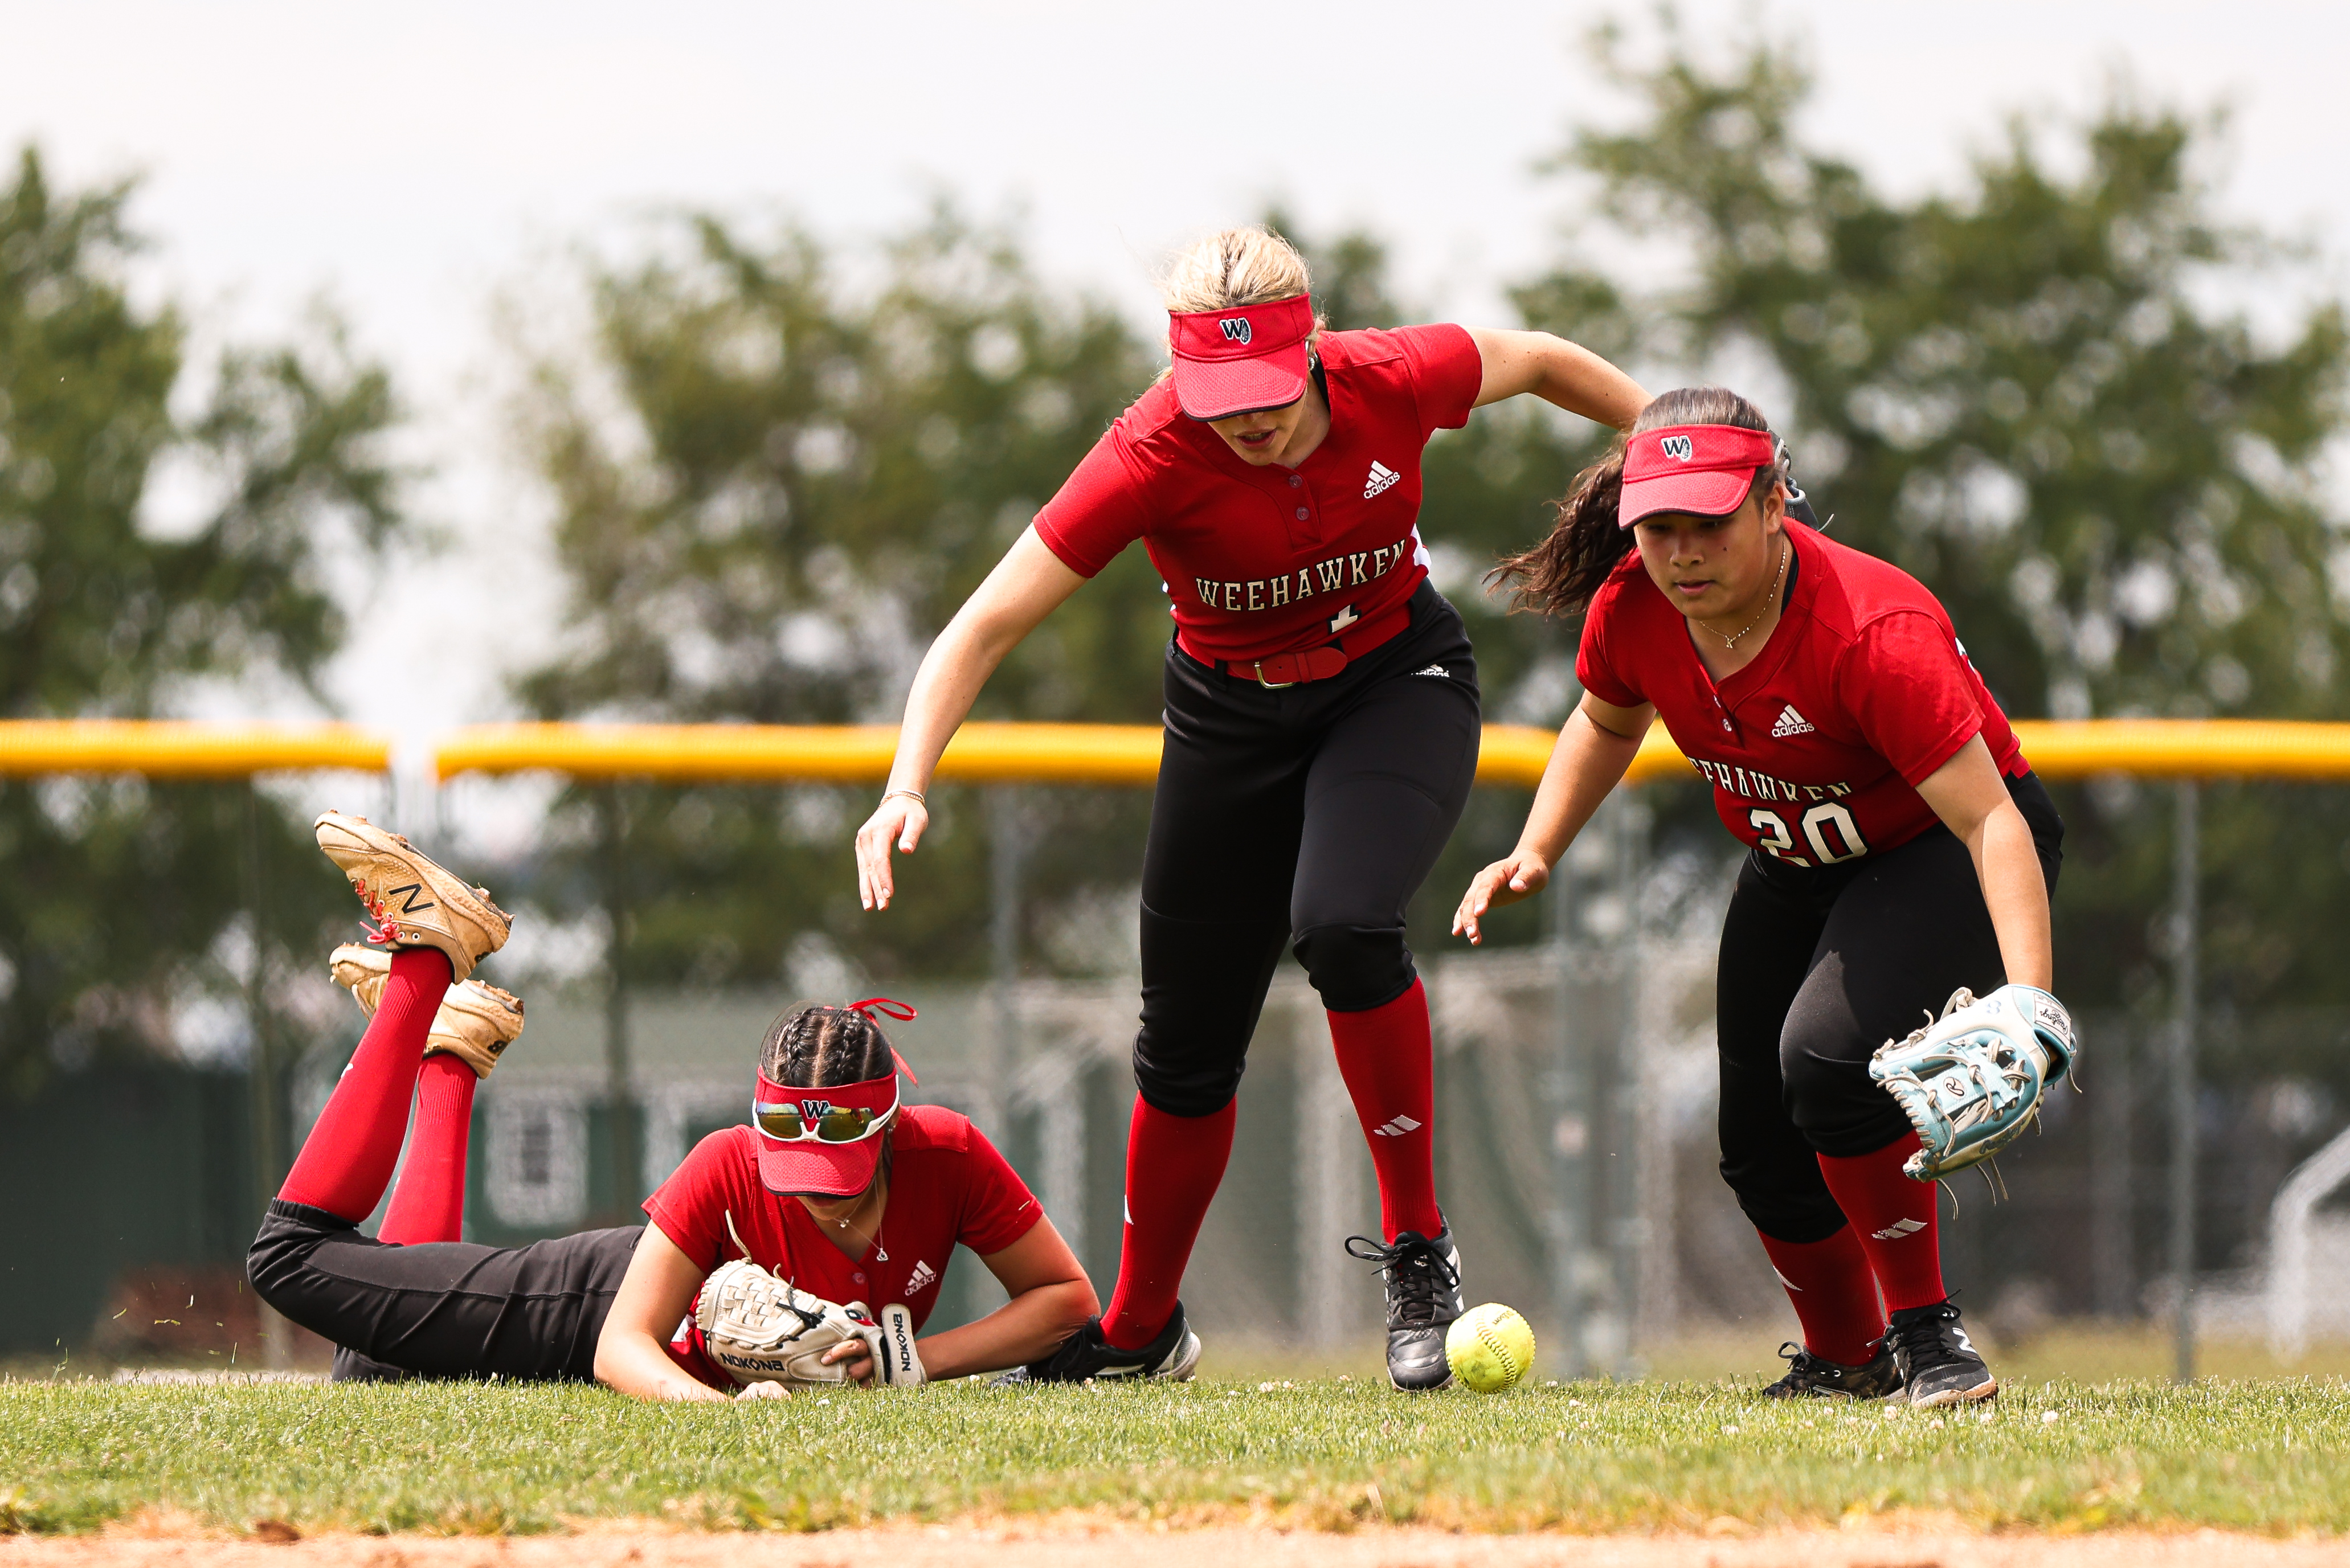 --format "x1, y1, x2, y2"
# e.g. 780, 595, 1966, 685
1706, 539, 1789, 649
827, 1180, 889, 1260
